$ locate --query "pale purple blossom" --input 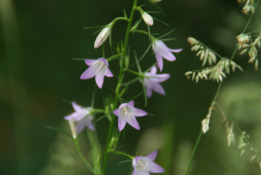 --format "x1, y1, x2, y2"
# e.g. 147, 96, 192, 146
64, 101, 94, 133
132, 150, 164, 175
113, 101, 147, 131
152, 39, 182, 71
143, 66, 170, 98
80, 58, 113, 89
